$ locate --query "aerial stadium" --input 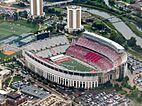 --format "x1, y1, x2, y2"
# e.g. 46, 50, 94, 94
22, 31, 127, 89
